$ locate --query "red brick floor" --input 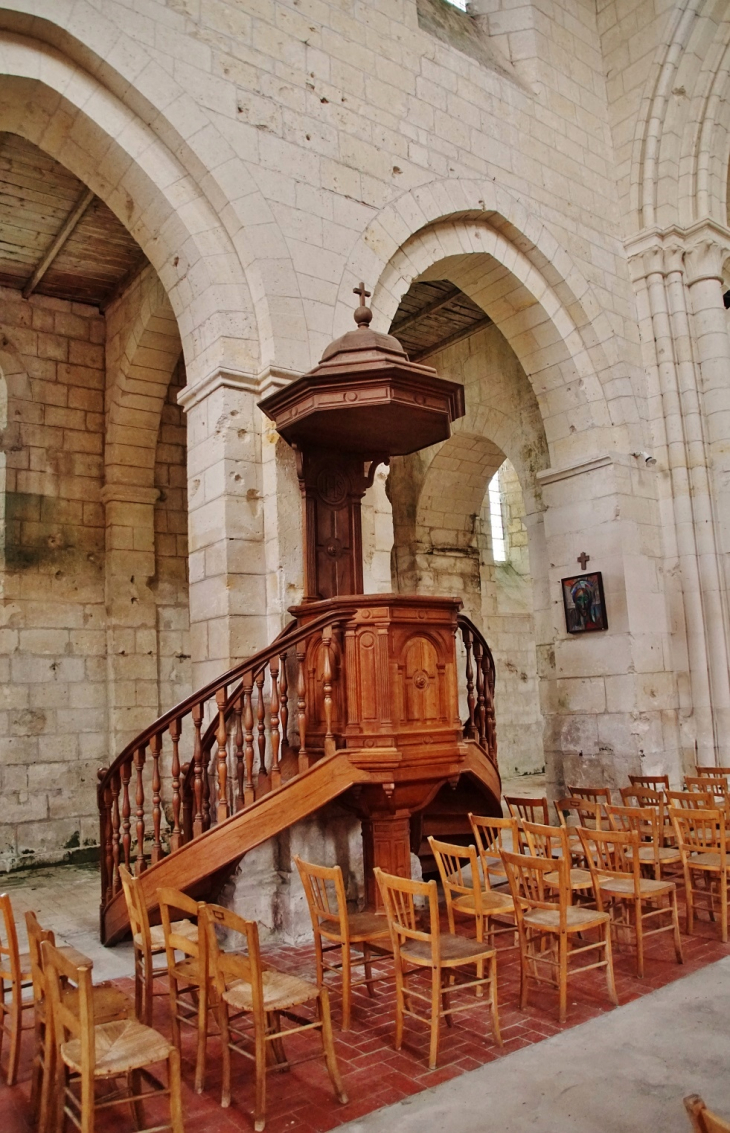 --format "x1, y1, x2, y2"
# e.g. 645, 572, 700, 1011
2, 905, 729, 1133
